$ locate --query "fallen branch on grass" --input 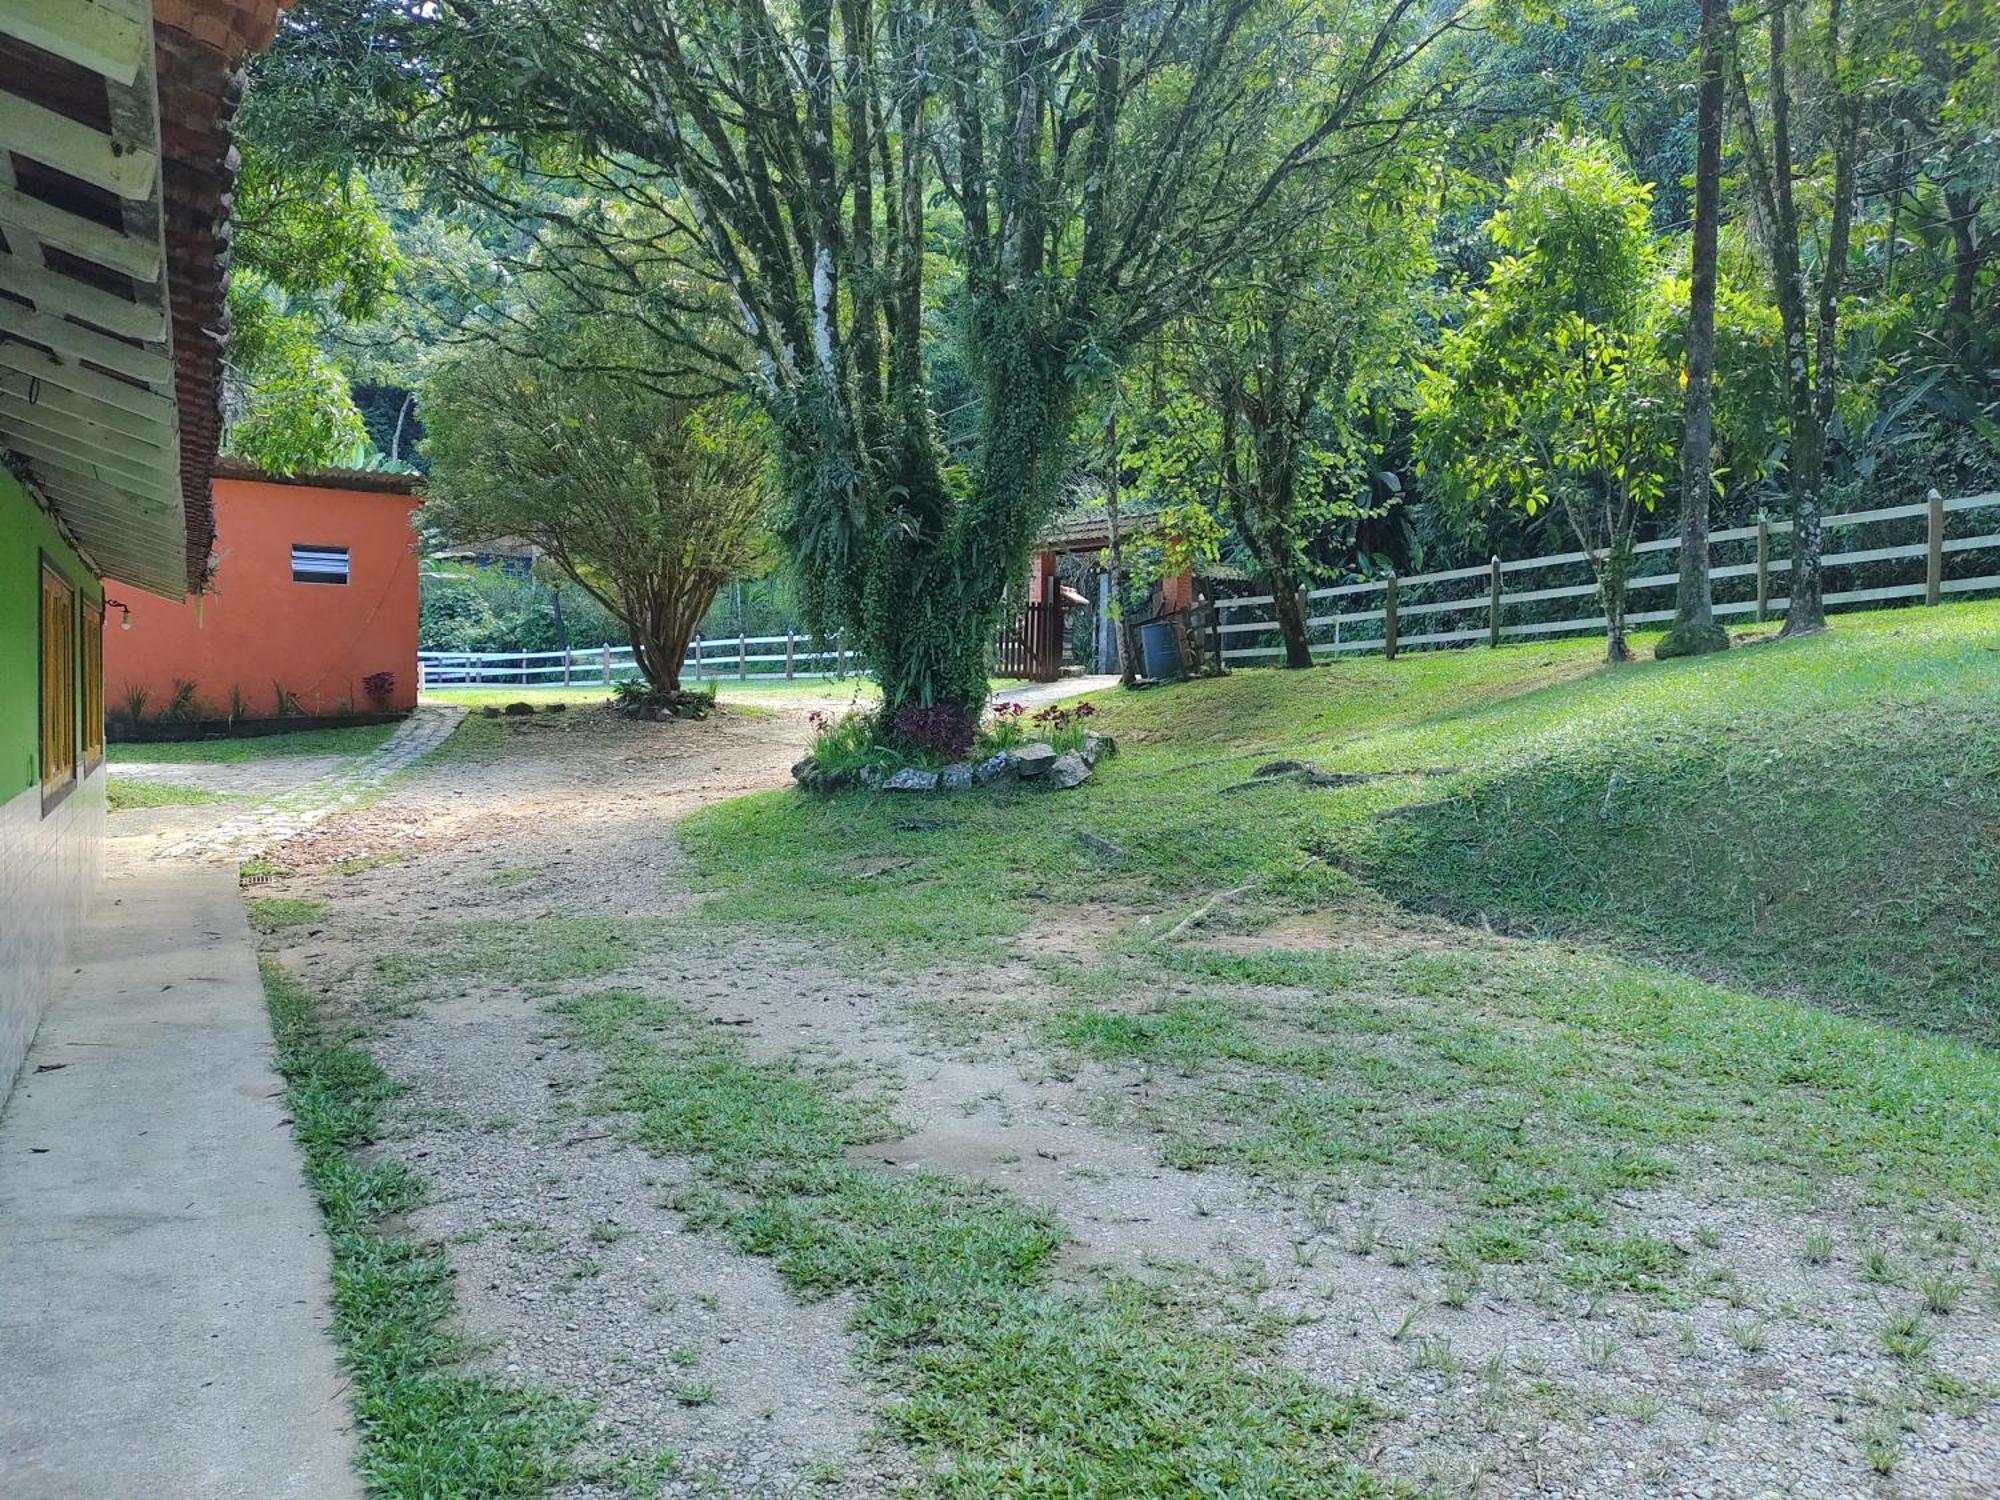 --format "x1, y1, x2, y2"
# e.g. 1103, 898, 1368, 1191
1154, 882, 1259, 944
